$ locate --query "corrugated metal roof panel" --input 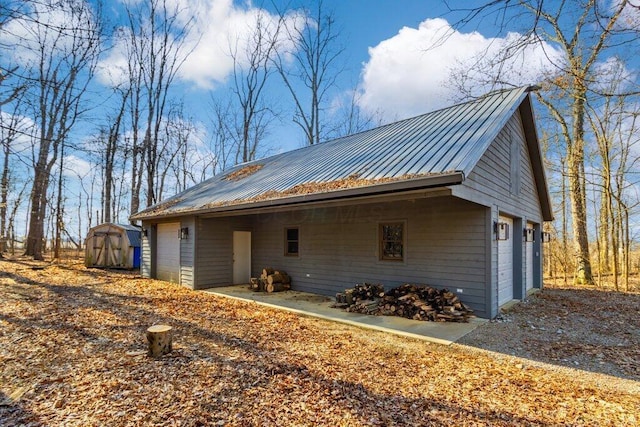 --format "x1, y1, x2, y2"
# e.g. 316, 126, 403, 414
132, 86, 532, 219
